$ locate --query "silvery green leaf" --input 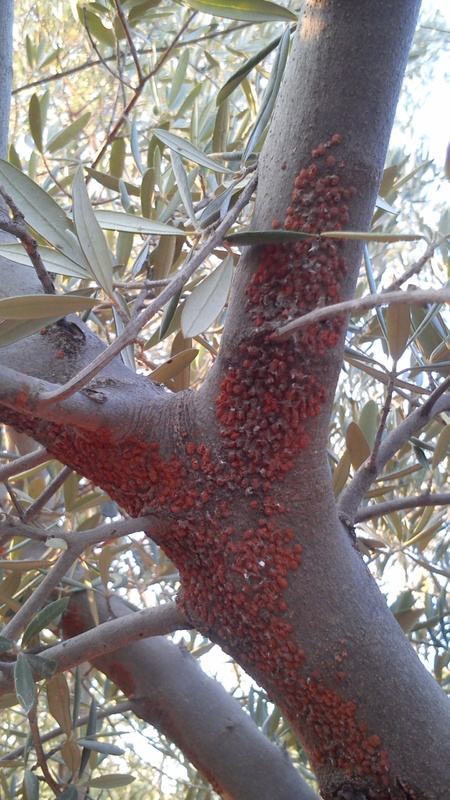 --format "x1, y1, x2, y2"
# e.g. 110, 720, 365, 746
183, 0, 297, 23
169, 151, 198, 228
181, 254, 234, 337
130, 121, 144, 174
77, 738, 125, 756
217, 33, 284, 105
94, 210, 185, 236
112, 291, 135, 371
159, 168, 198, 223
242, 26, 290, 162
0, 635, 15, 654
84, 775, 136, 789
14, 653, 36, 714
46, 112, 91, 153
57, 788, 78, 800
0, 293, 98, 319
375, 195, 397, 214
24, 770, 40, 800
22, 597, 70, 647
45, 537, 69, 550
72, 168, 114, 298
153, 128, 232, 174
0, 159, 87, 266
0, 243, 90, 279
